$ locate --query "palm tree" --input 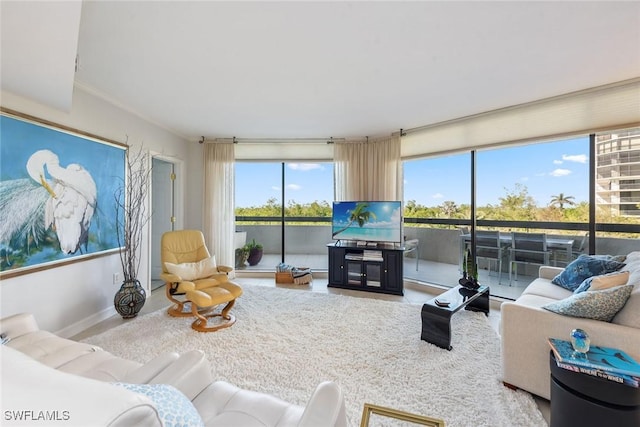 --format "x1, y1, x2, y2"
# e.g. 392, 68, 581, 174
333, 202, 377, 236
549, 193, 576, 209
